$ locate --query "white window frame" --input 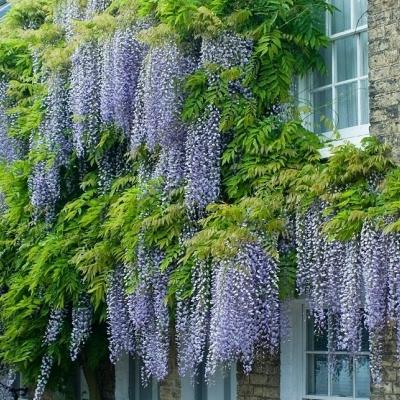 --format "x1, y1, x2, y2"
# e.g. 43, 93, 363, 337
281, 300, 370, 400
297, 0, 369, 149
